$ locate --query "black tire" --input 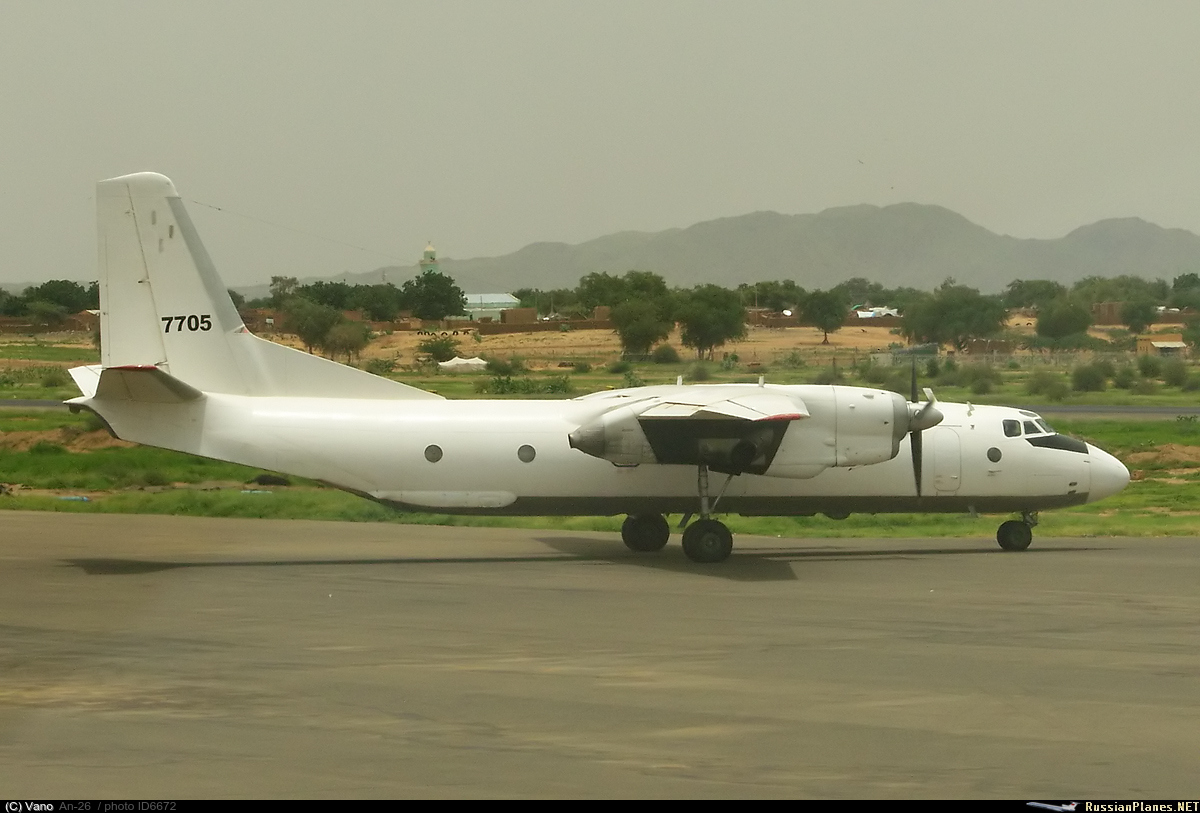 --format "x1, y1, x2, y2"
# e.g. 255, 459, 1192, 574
681, 519, 734, 563
997, 520, 1033, 551
621, 513, 670, 552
